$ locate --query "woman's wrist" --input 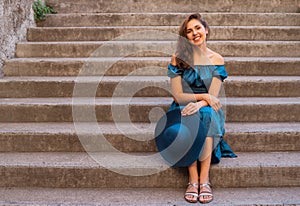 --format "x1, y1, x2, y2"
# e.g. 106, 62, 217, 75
196, 100, 207, 108
196, 93, 210, 102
